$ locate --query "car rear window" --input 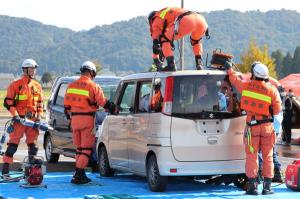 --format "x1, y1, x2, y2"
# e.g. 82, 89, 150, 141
172, 75, 242, 119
